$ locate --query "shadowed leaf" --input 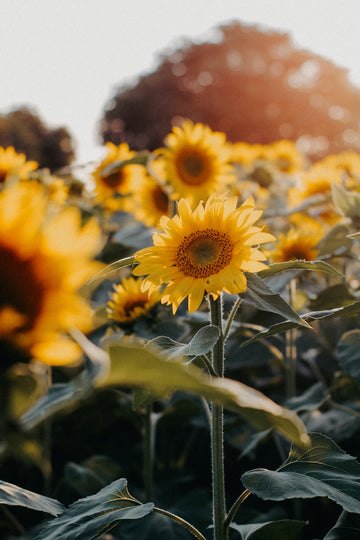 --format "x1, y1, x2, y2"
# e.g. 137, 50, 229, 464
0, 480, 64, 516
242, 433, 360, 513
